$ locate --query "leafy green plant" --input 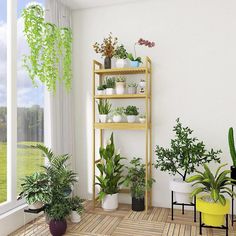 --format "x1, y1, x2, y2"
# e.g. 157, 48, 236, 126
97, 85, 106, 91
114, 44, 128, 59
96, 133, 125, 200
105, 77, 116, 89
128, 83, 138, 88
97, 100, 111, 115
19, 172, 51, 205
124, 158, 155, 199
186, 163, 236, 205
124, 106, 139, 116
69, 196, 84, 214
112, 107, 125, 116
116, 76, 126, 83
155, 118, 222, 181
127, 53, 142, 63
228, 127, 236, 167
